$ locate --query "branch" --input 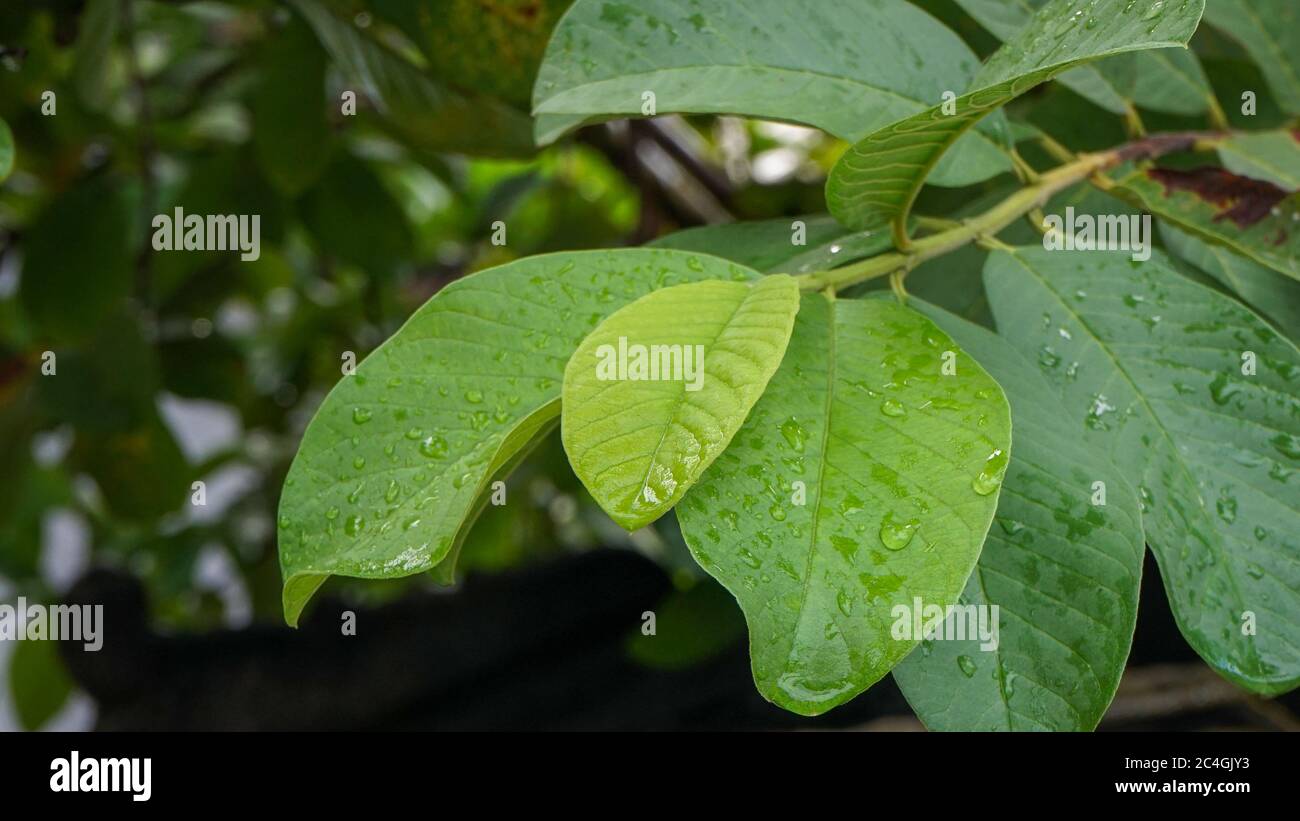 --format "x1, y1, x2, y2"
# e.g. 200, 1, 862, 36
798, 130, 1221, 295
